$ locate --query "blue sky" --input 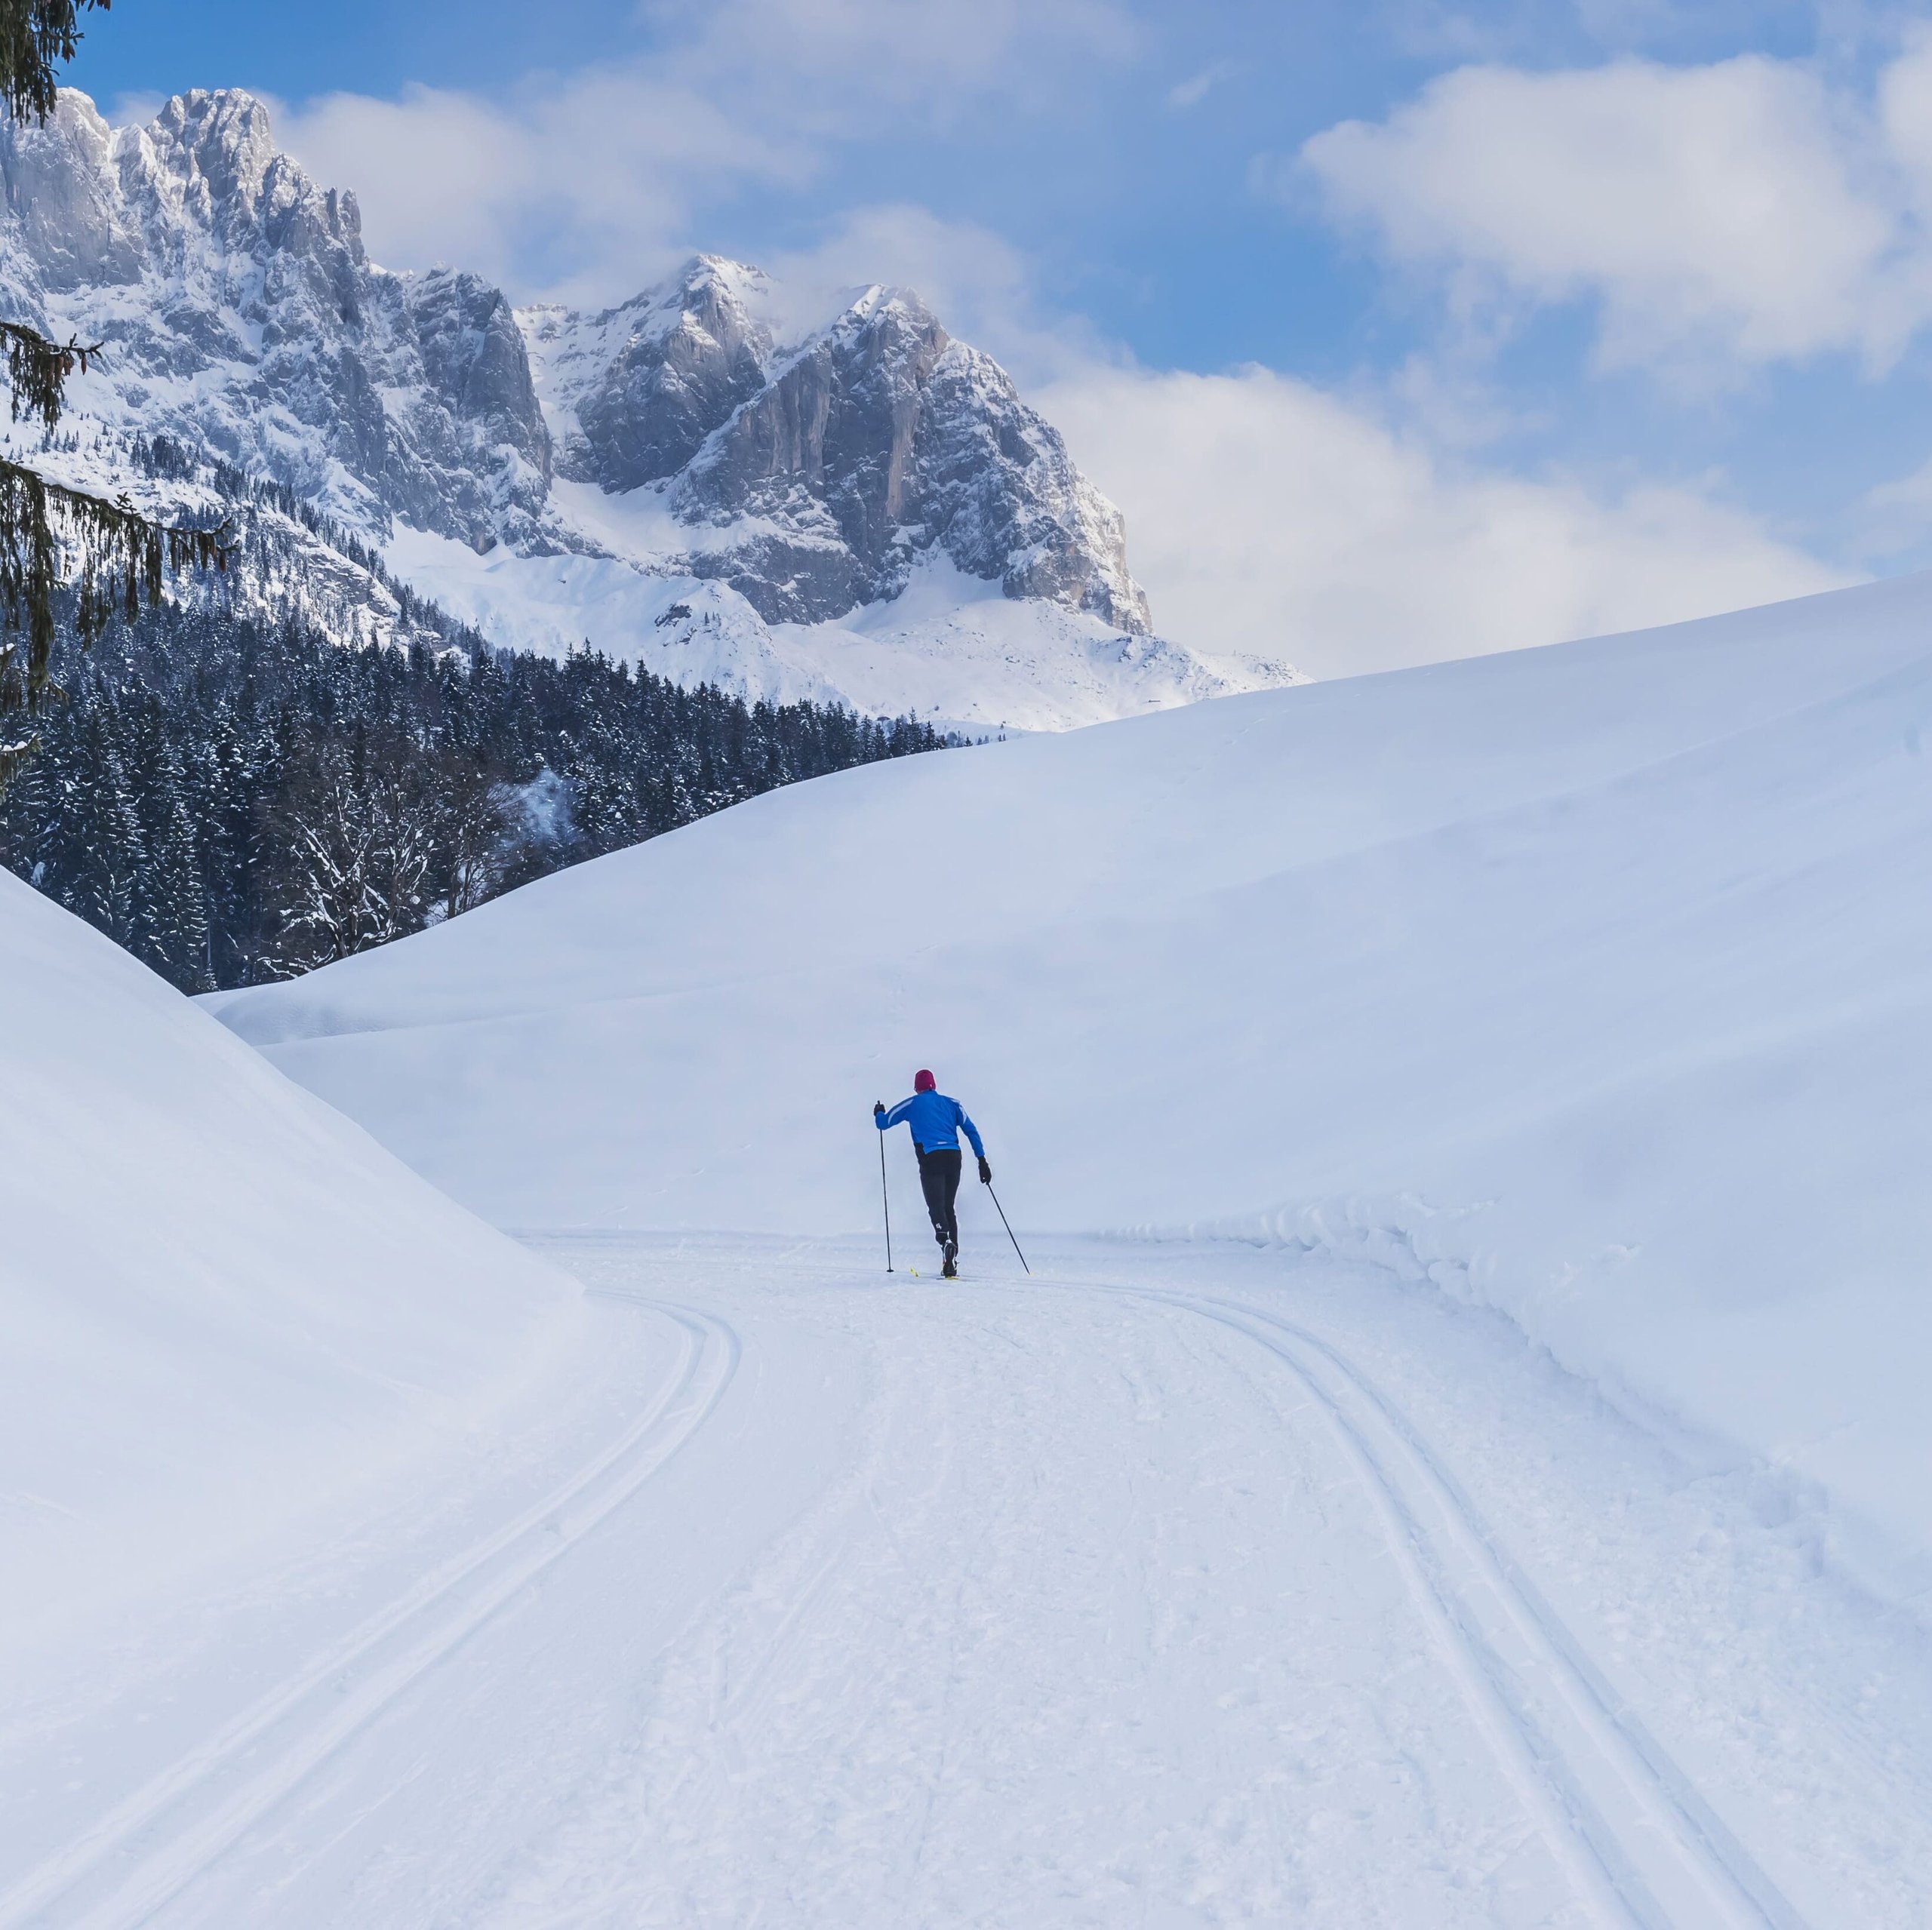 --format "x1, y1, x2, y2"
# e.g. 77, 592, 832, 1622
60, 2, 1932, 675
